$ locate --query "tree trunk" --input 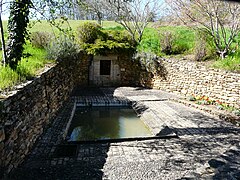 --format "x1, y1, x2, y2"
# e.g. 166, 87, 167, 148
0, 13, 6, 67
219, 51, 226, 59
97, 12, 102, 26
